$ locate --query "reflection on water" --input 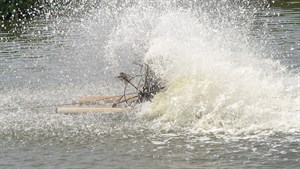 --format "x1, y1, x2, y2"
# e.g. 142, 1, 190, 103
253, 5, 300, 71
267, 7, 300, 69
0, 17, 110, 89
